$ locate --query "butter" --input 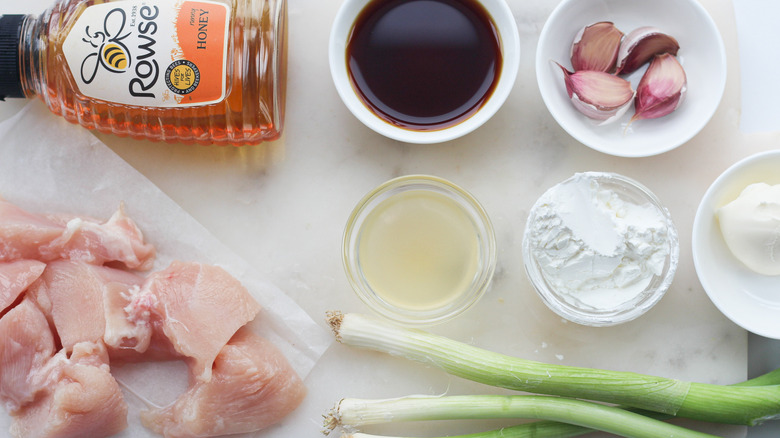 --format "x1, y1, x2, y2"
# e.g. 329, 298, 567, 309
717, 183, 780, 276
